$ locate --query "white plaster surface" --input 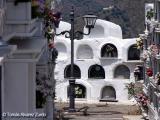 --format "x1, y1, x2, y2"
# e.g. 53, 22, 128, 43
55, 19, 142, 103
